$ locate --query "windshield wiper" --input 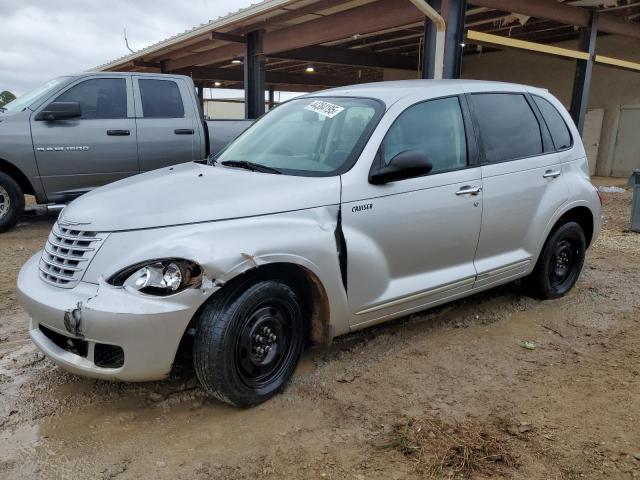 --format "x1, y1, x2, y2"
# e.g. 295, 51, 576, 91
221, 160, 281, 174
0, 107, 6, 112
